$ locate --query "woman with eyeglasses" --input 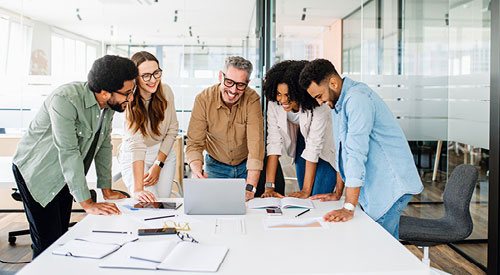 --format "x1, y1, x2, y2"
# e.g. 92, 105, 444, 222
119, 51, 178, 202
262, 60, 344, 199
